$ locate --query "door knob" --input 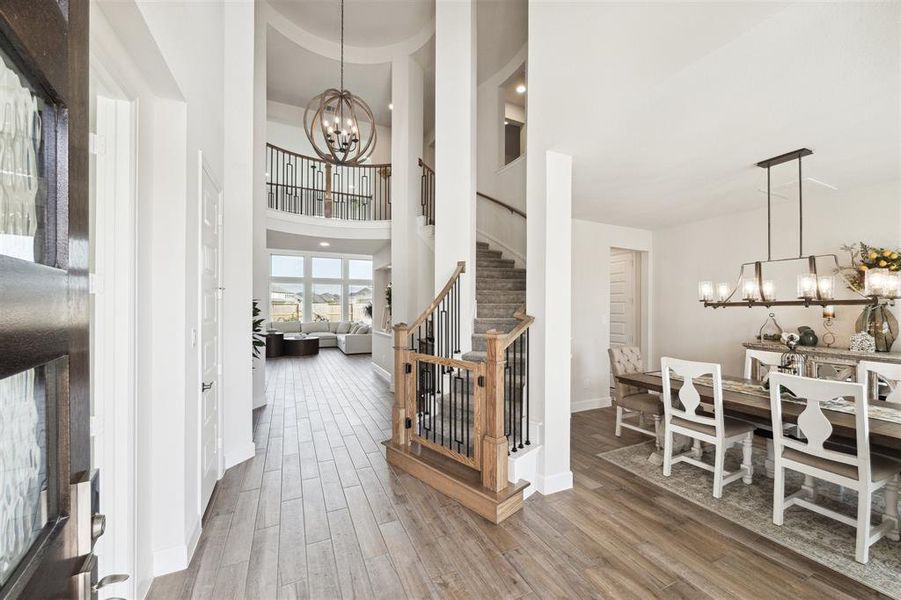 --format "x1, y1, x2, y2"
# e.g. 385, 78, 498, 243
202, 381, 214, 392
